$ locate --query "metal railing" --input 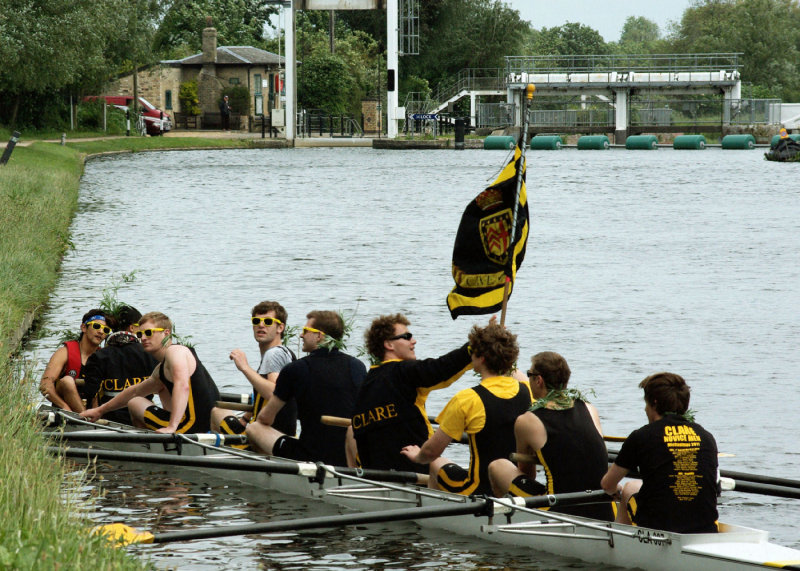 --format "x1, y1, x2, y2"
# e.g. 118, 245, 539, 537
506, 53, 743, 75
297, 109, 363, 137
530, 108, 615, 128
433, 68, 505, 107
630, 97, 781, 127
477, 97, 780, 130
477, 103, 515, 129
